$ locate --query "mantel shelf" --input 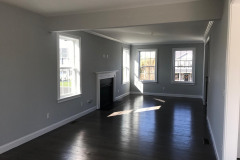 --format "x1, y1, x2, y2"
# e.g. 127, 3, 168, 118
95, 70, 118, 75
